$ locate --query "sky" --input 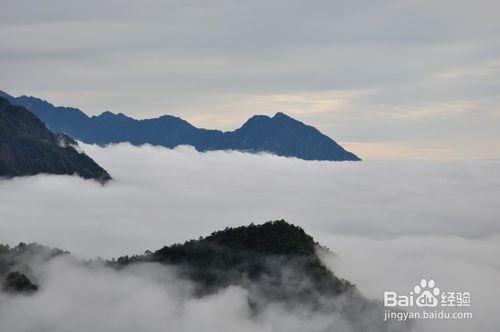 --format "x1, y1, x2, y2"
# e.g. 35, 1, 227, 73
0, 144, 499, 331
0, 0, 499, 159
